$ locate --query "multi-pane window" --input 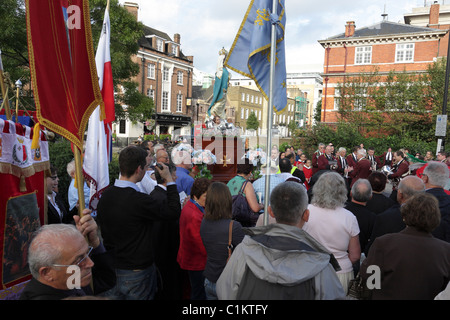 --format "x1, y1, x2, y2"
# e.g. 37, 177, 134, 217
147, 63, 155, 79
146, 88, 155, 100
334, 89, 340, 111
177, 71, 183, 85
355, 46, 372, 65
176, 94, 183, 112
163, 67, 169, 82
172, 44, 178, 56
162, 91, 169, 111
156, 39, 163, 52
396, 43, 414, 63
